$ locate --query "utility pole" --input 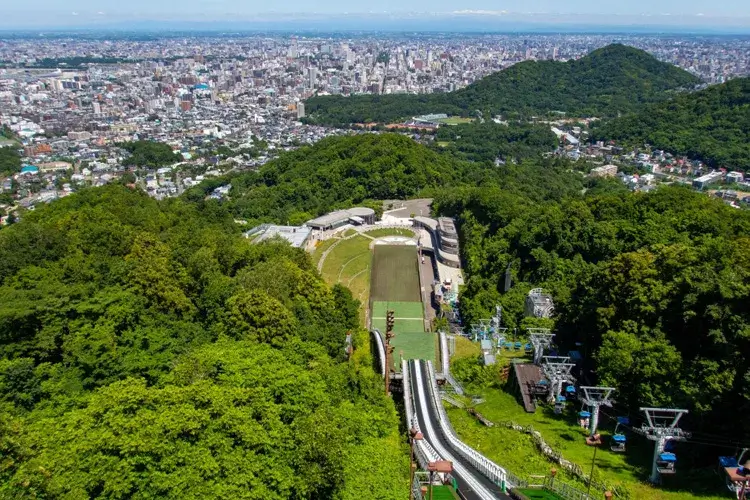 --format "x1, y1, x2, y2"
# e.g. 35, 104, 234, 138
542, 356, 576, 404
529, 329, 554, 365
636, 407, 690, 483
580, 386, 615, 437
385, 310, 395, 396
